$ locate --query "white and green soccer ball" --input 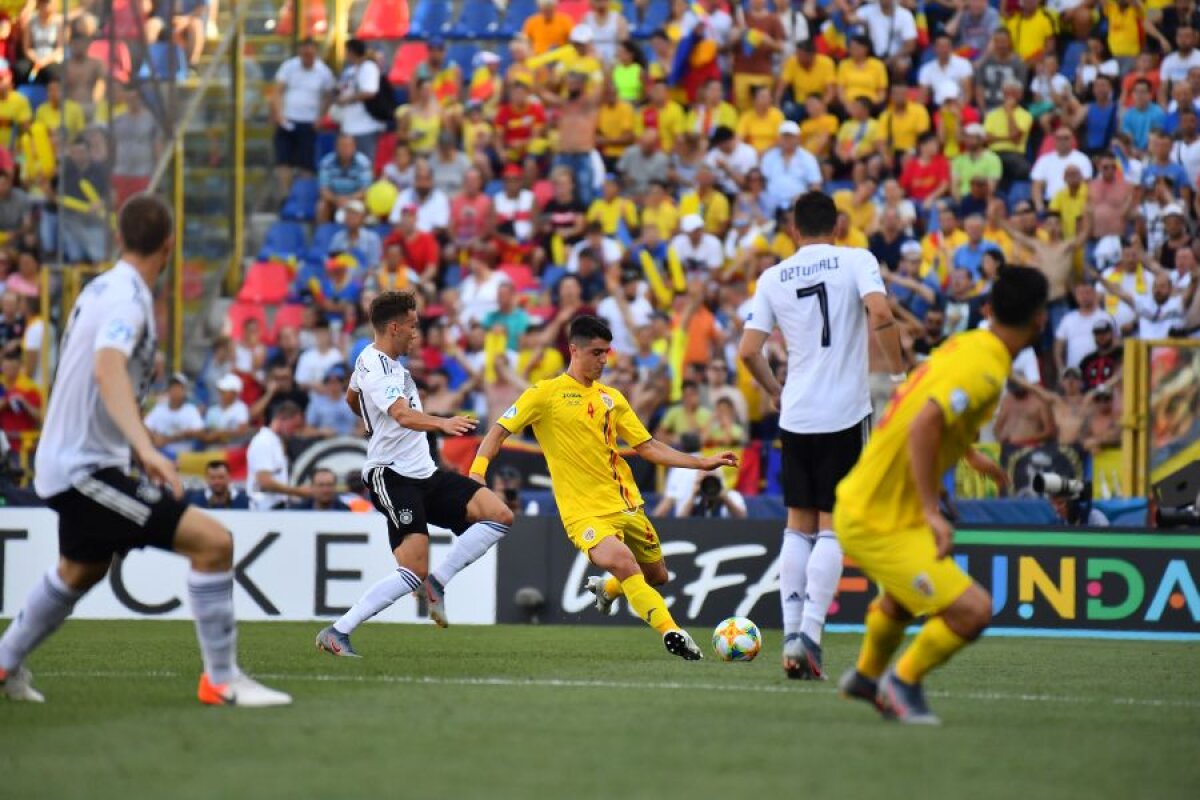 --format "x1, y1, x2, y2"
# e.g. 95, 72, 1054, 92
711, 616, 762, 662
